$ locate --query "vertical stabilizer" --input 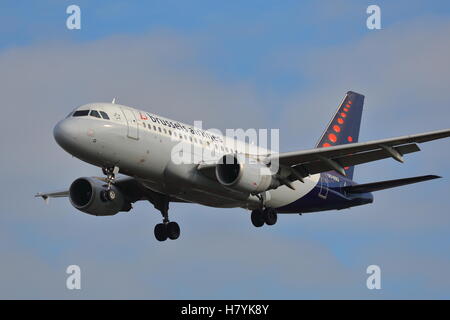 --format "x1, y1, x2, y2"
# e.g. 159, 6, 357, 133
315, 91, 365, 179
